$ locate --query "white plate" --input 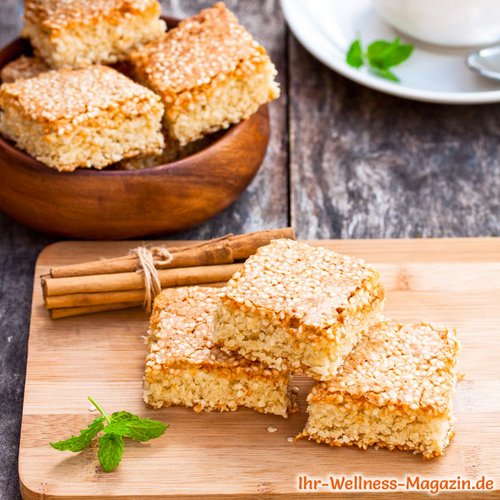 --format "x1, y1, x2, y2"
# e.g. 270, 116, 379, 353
281, 0, 500, 104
